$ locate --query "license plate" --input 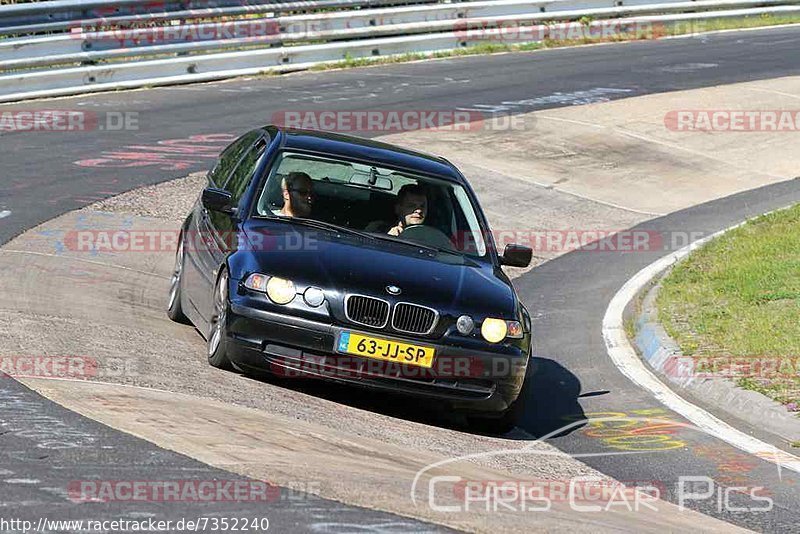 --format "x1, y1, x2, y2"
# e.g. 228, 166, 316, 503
336, 331, 435, 368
